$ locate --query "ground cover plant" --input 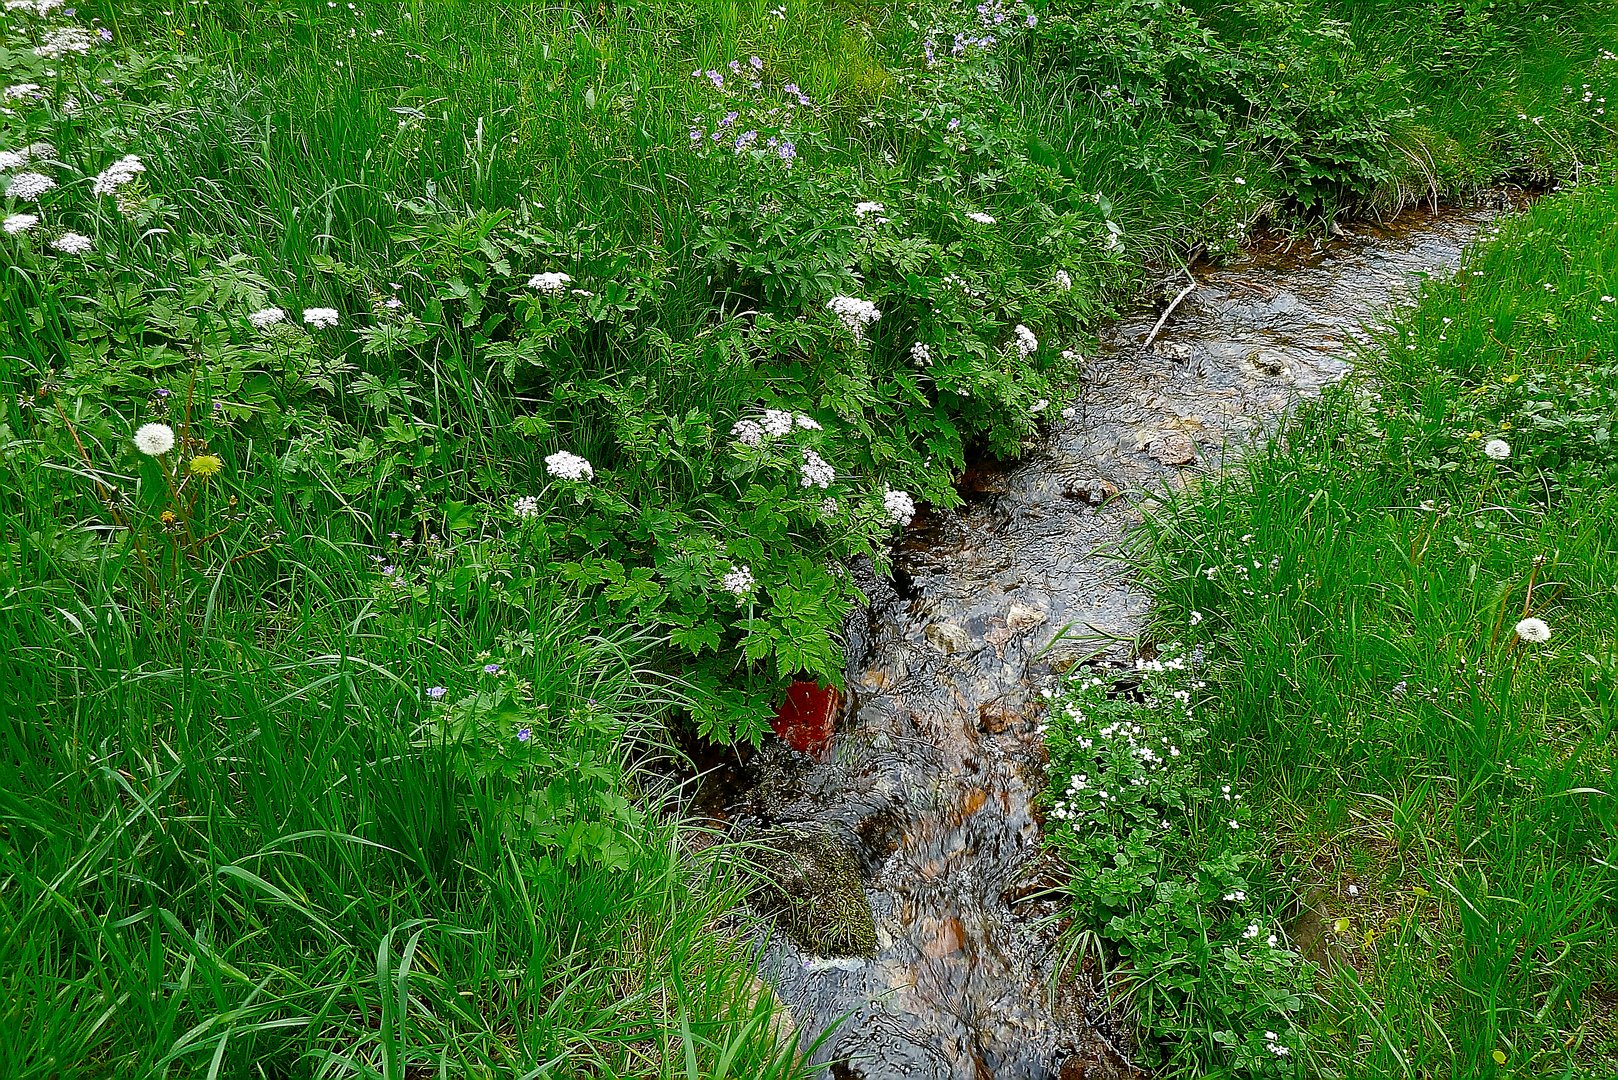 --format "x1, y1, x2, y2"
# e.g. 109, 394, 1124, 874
1046, 183, 1618, 1077
4, 0, 1618, 1074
